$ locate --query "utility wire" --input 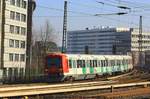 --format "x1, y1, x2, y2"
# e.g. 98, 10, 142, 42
36, 5, 150, 29
69, 0, 150, 18
68, 1, 119, 14
112, 0, 150, 9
